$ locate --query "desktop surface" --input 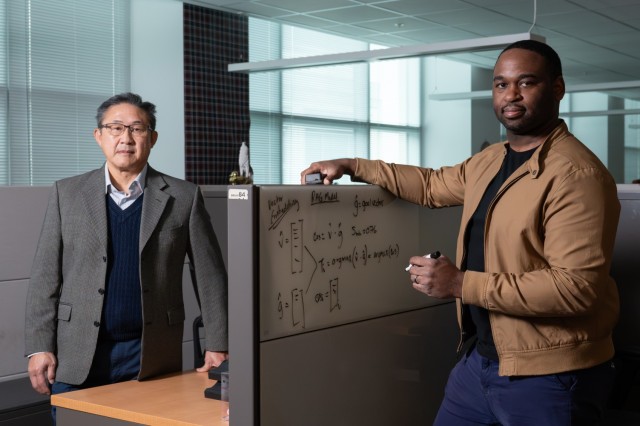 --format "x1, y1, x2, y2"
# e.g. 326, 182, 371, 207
51, 371, 228, 426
